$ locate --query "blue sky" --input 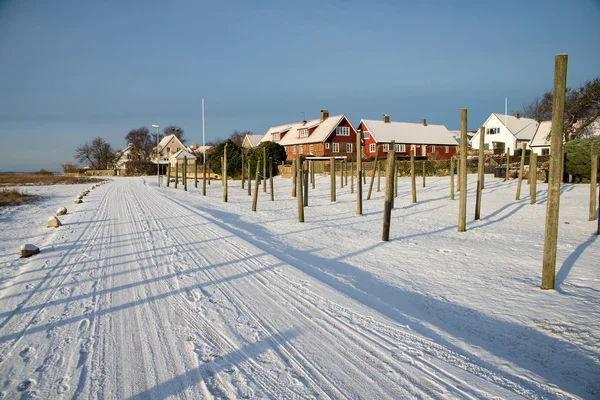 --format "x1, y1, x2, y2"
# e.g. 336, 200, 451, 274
1, 0, 599, 171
